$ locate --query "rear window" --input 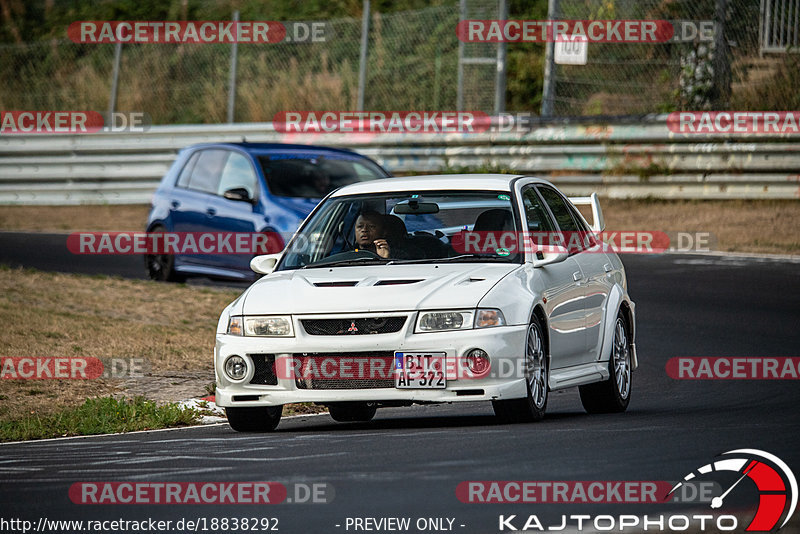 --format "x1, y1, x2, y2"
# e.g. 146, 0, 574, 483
185, 149, 228, 195
257, 153, 385, 198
